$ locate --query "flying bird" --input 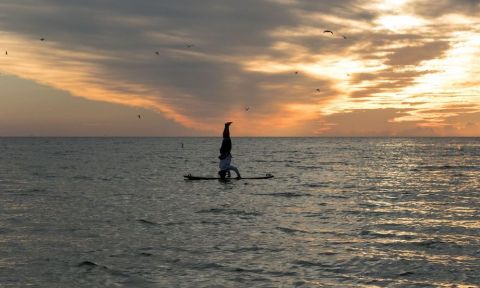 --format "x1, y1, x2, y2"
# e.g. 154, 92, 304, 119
323, 30, 334, 35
